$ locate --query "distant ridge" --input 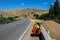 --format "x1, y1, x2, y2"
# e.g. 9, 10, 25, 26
0, 8, 48, 18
